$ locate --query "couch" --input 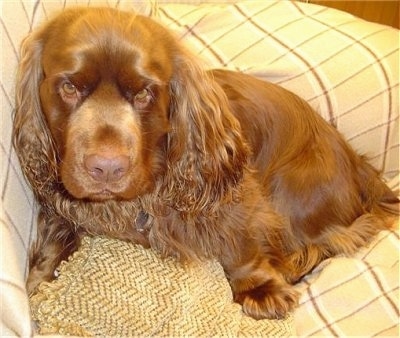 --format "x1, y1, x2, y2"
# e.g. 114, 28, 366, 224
1, 0, 398, 336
